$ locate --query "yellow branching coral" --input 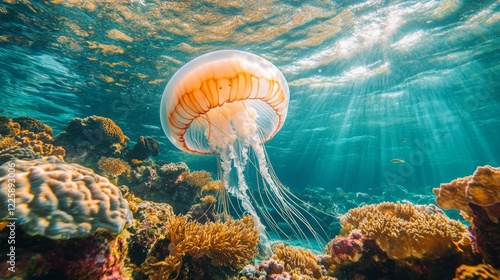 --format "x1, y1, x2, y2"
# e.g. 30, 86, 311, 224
433, 165, 500, 222
98, 156, 131, 176
142, 215, 258, 279
340, 202, 469, 260
181, 170, 212, 188
271, 243, 323, 279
